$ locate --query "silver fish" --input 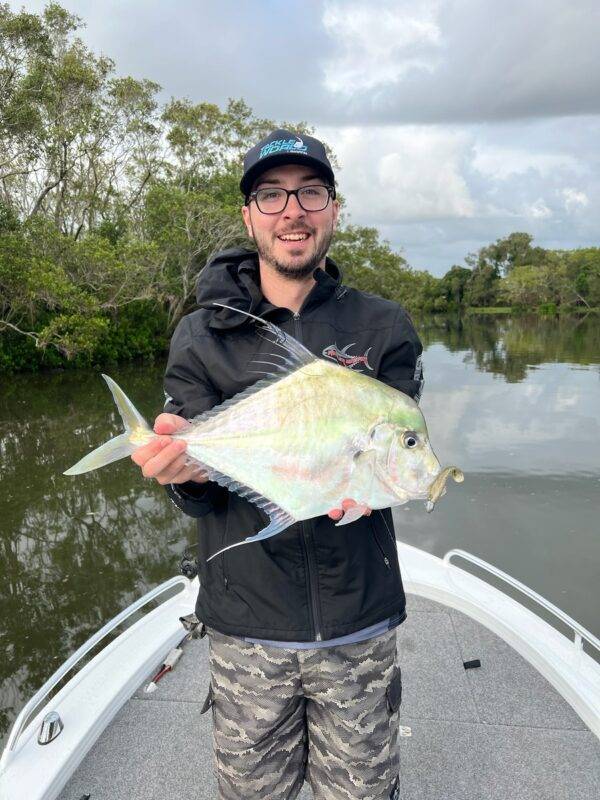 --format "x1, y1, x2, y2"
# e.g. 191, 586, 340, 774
65, 304, 464, 560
